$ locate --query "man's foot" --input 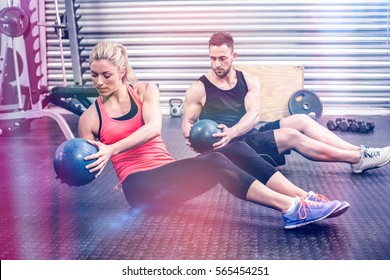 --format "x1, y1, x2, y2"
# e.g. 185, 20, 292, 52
307, 191, 350, 218
282, 197, 340, 229
351, 146, 390, 173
